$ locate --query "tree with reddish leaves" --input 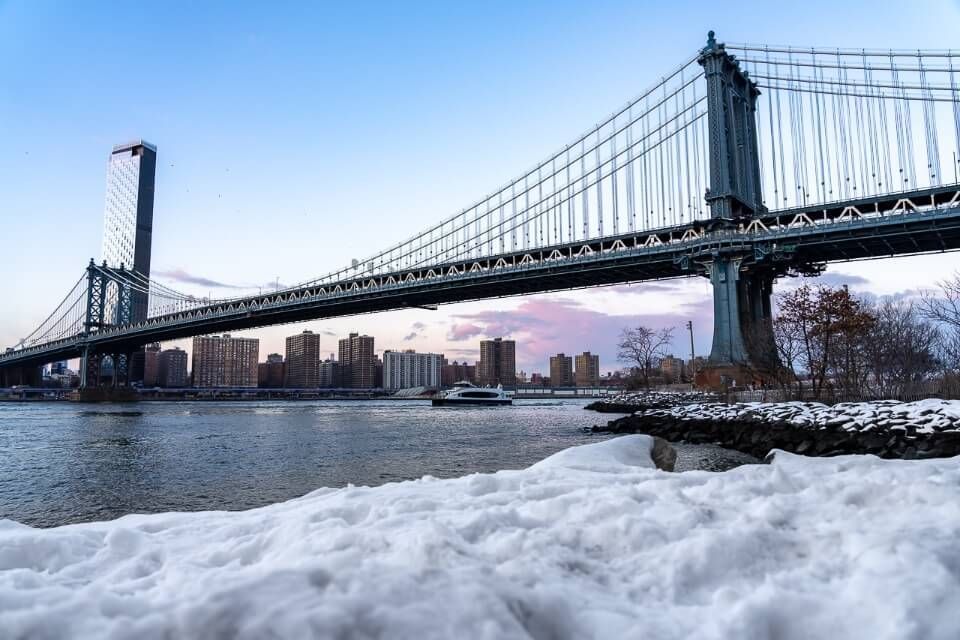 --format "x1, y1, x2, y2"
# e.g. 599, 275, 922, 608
774, 284, 874, 400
